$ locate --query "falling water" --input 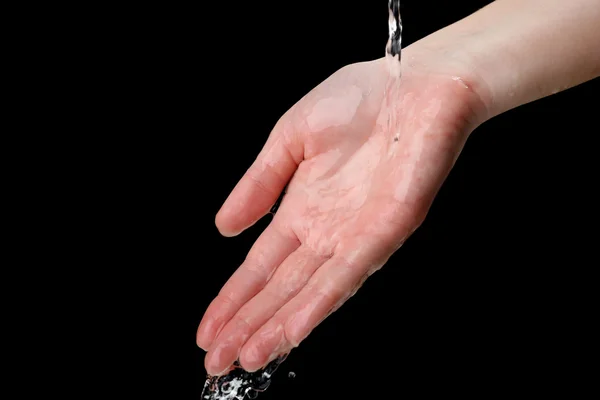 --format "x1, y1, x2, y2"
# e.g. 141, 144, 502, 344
385, 0, 403, 80
383, 0, 403, 142
386, 0, 402, 61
